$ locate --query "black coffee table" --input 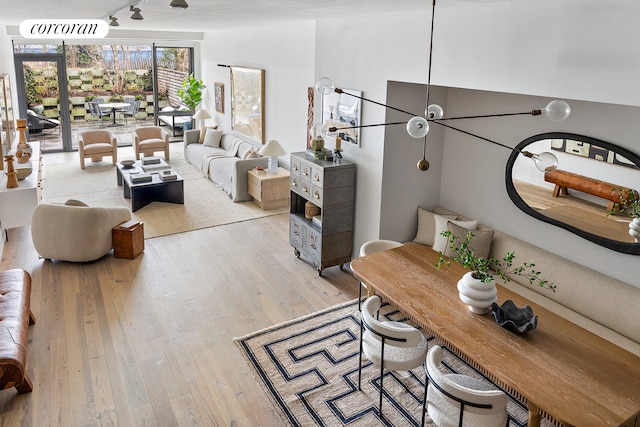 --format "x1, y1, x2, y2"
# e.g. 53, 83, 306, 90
116, 160, 184, 212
